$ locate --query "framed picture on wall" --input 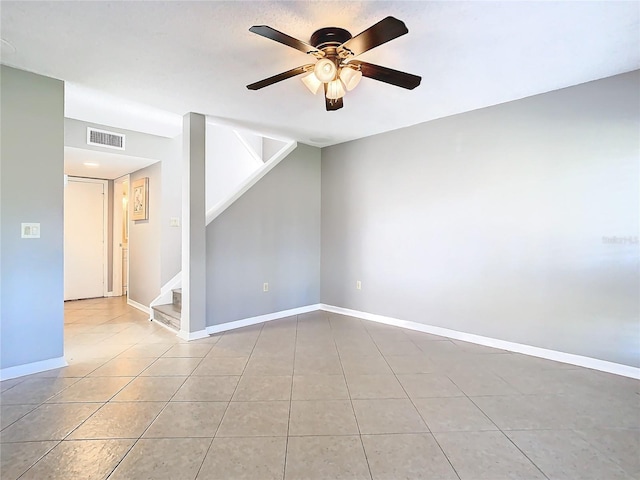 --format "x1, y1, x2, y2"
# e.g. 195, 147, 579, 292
132, 177, 148, 221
